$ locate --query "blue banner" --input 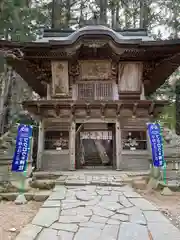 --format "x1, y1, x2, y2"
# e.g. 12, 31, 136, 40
147, 123, 164, 167
11, 124, 33, 172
